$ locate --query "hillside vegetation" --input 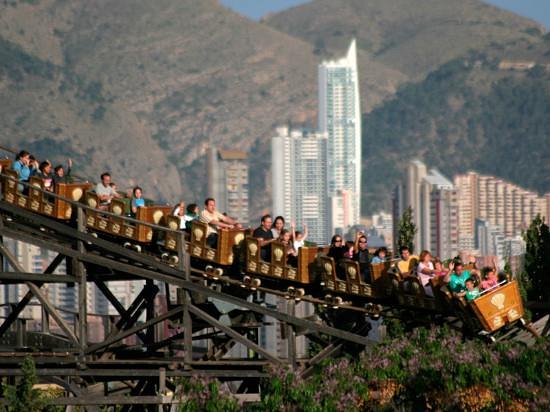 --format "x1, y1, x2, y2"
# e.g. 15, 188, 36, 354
362, 43, 550, 212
